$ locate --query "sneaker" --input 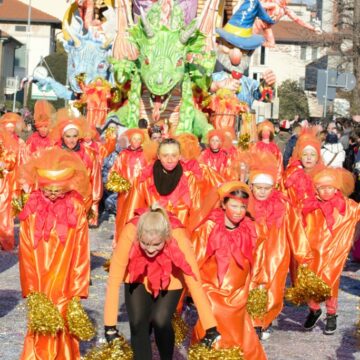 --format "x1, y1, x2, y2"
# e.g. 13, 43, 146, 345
261, 326, 272, 341
303, 309, 322, 330
324, 314, 337, 335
